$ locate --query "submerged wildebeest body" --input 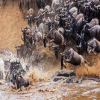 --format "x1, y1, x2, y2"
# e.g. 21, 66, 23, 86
6, 61, 30, 89
87, 38, 100, 54
15, 74, 30, 89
